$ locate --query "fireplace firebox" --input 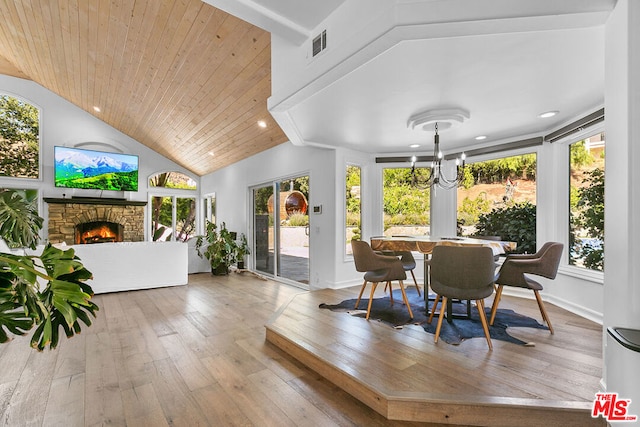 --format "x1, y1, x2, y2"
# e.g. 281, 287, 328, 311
75, 221, 124, 244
